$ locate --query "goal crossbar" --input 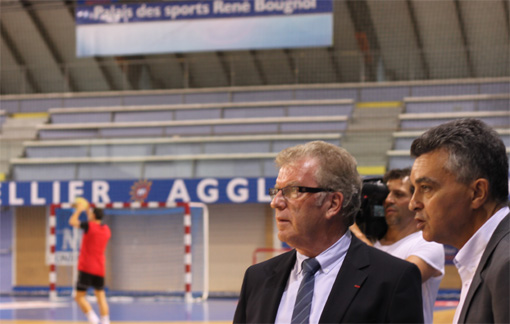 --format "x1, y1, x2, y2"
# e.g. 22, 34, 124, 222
48, 201, 209, 303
